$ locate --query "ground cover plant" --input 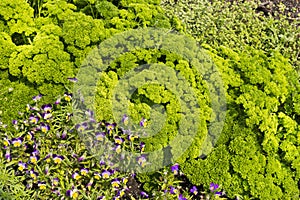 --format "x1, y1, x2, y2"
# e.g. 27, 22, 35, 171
0, 0, 300, 199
